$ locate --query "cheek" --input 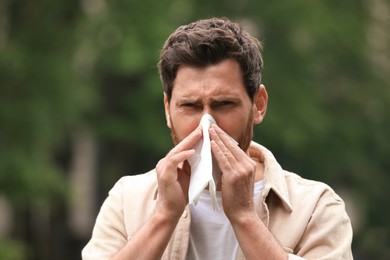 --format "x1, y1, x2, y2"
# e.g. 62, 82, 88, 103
216, 118, 244, 141
171, 115, 201, 140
